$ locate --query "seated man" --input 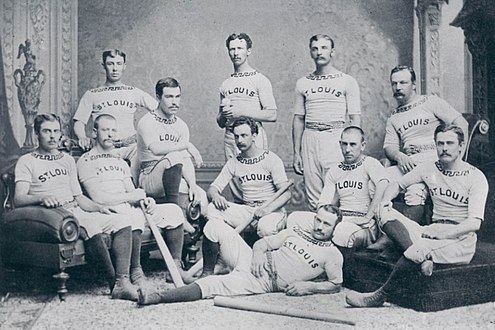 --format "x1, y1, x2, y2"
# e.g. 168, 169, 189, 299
346, 124, 489, 308
14, 113, 137, 301
77, 114, 188, 284
138, 204, 343, 305
287, 126, 389, 249
207, 117, 291, 238
137, 77, 207, 213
